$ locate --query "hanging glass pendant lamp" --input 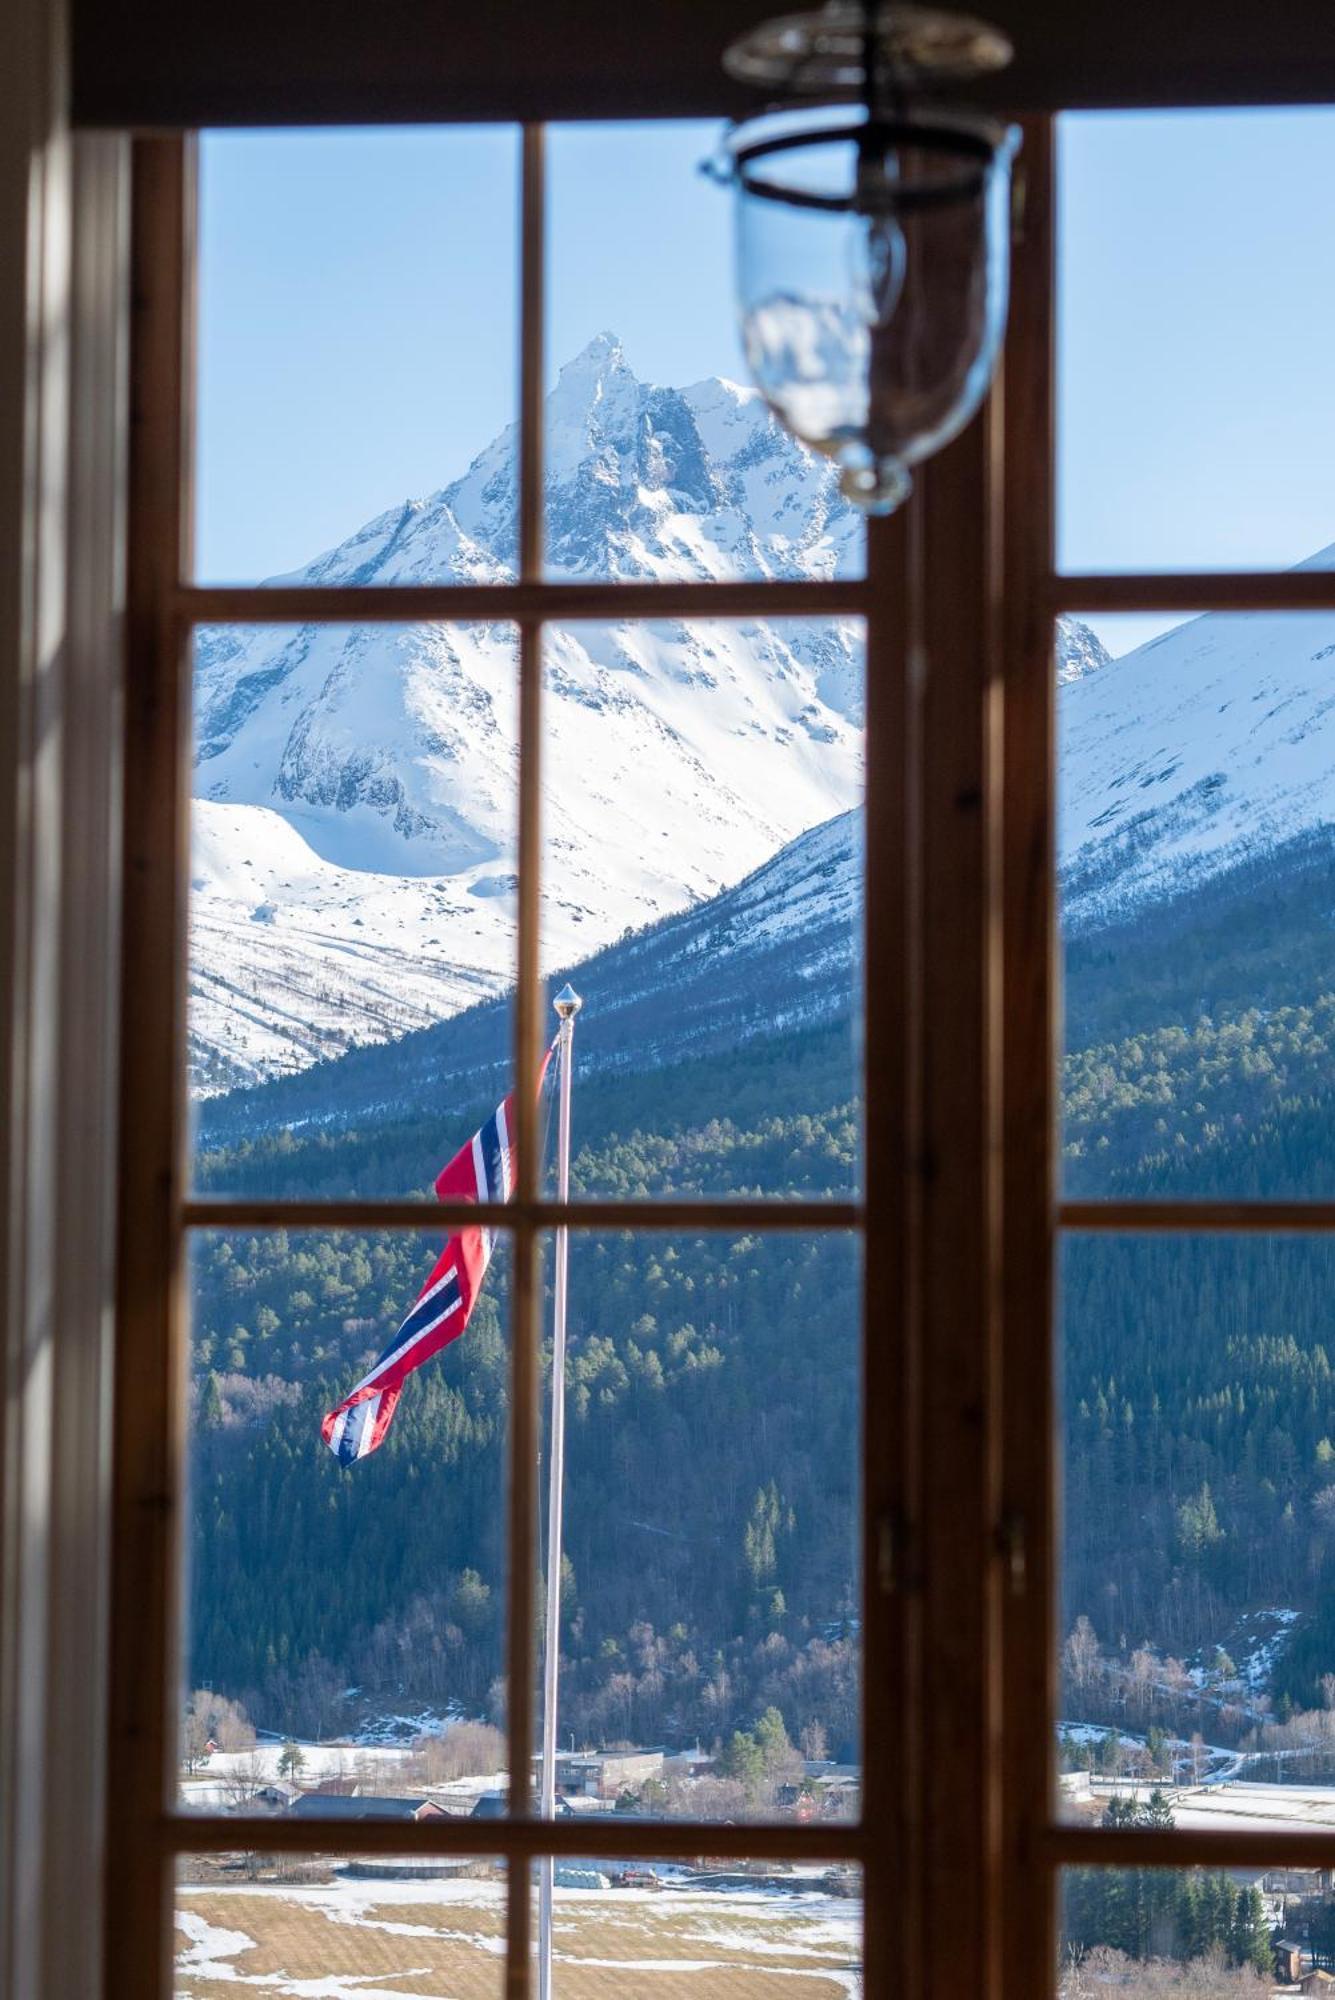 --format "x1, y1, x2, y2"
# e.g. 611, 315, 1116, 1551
710, 2, 1020, 513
